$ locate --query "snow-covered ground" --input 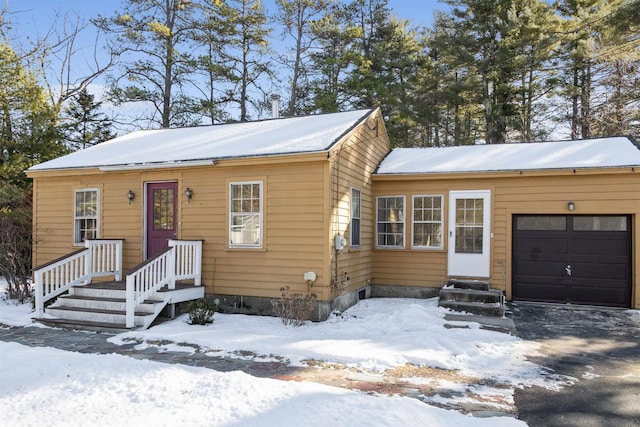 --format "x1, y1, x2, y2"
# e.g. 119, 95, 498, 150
0, 278, 567, 426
